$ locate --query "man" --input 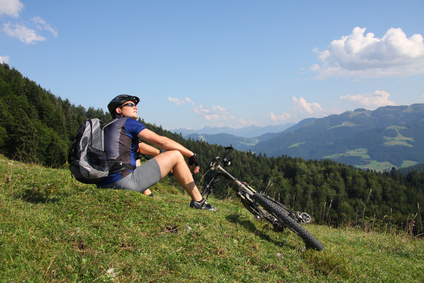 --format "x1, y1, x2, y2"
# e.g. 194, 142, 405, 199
97, 94, 216, 211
